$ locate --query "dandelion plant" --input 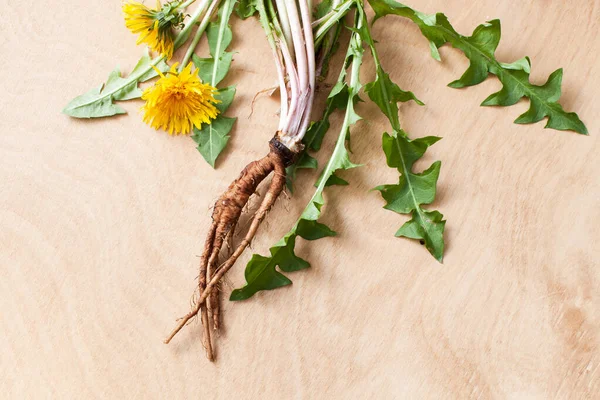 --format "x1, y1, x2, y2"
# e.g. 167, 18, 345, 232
64, 0, 587, 361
